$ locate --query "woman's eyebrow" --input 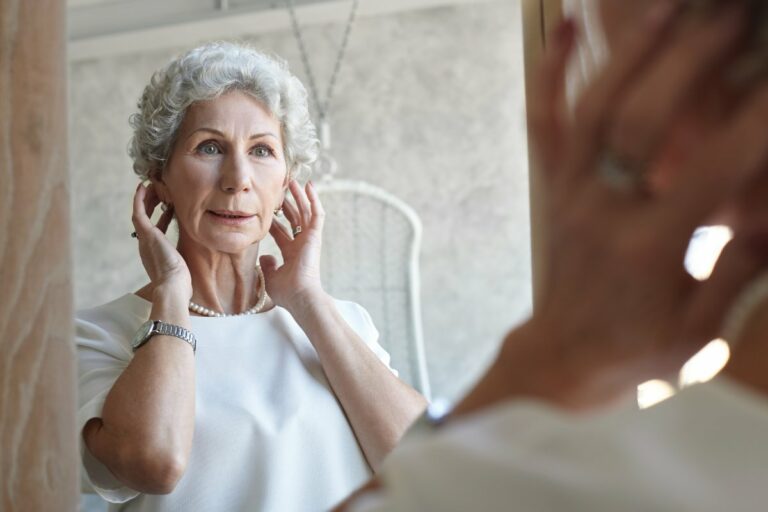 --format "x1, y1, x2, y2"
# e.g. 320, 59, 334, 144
186, 127, 279, 140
